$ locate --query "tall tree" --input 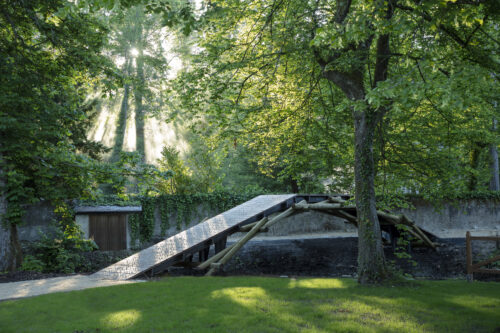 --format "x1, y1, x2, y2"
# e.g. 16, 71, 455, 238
103, 4, 170, 162
0, 0, 111, 270
175, 0, 499, 283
